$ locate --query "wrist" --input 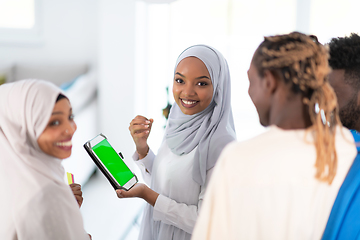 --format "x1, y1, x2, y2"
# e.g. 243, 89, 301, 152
139, 184, 148, 200
142, 185, 159, 207
137, 146, 149, 159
